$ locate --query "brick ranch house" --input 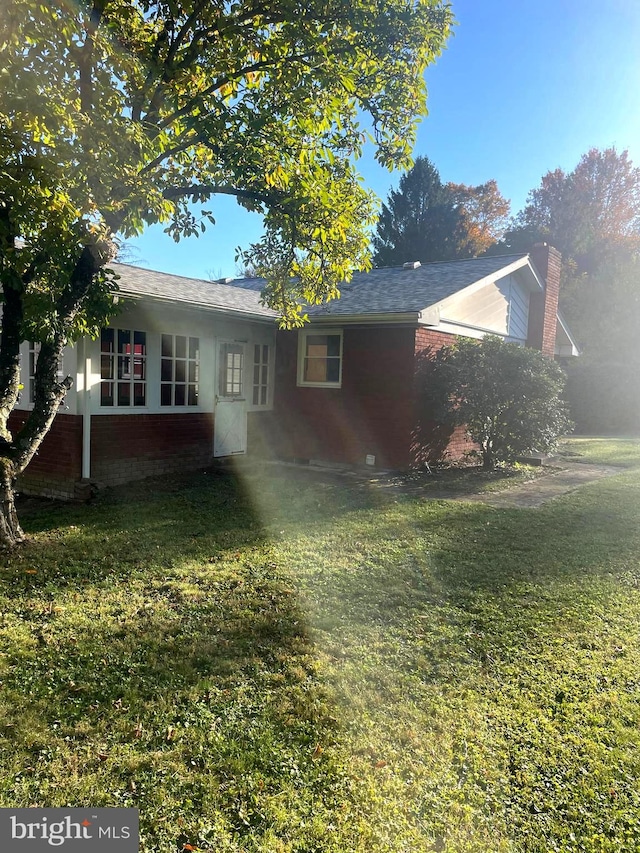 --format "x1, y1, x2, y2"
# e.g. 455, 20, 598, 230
10, 244, 577, 498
